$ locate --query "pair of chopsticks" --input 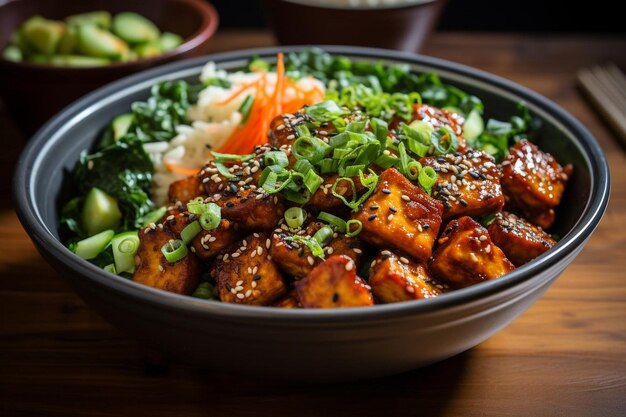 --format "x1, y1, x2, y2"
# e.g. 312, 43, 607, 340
577, 64, 626, 146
